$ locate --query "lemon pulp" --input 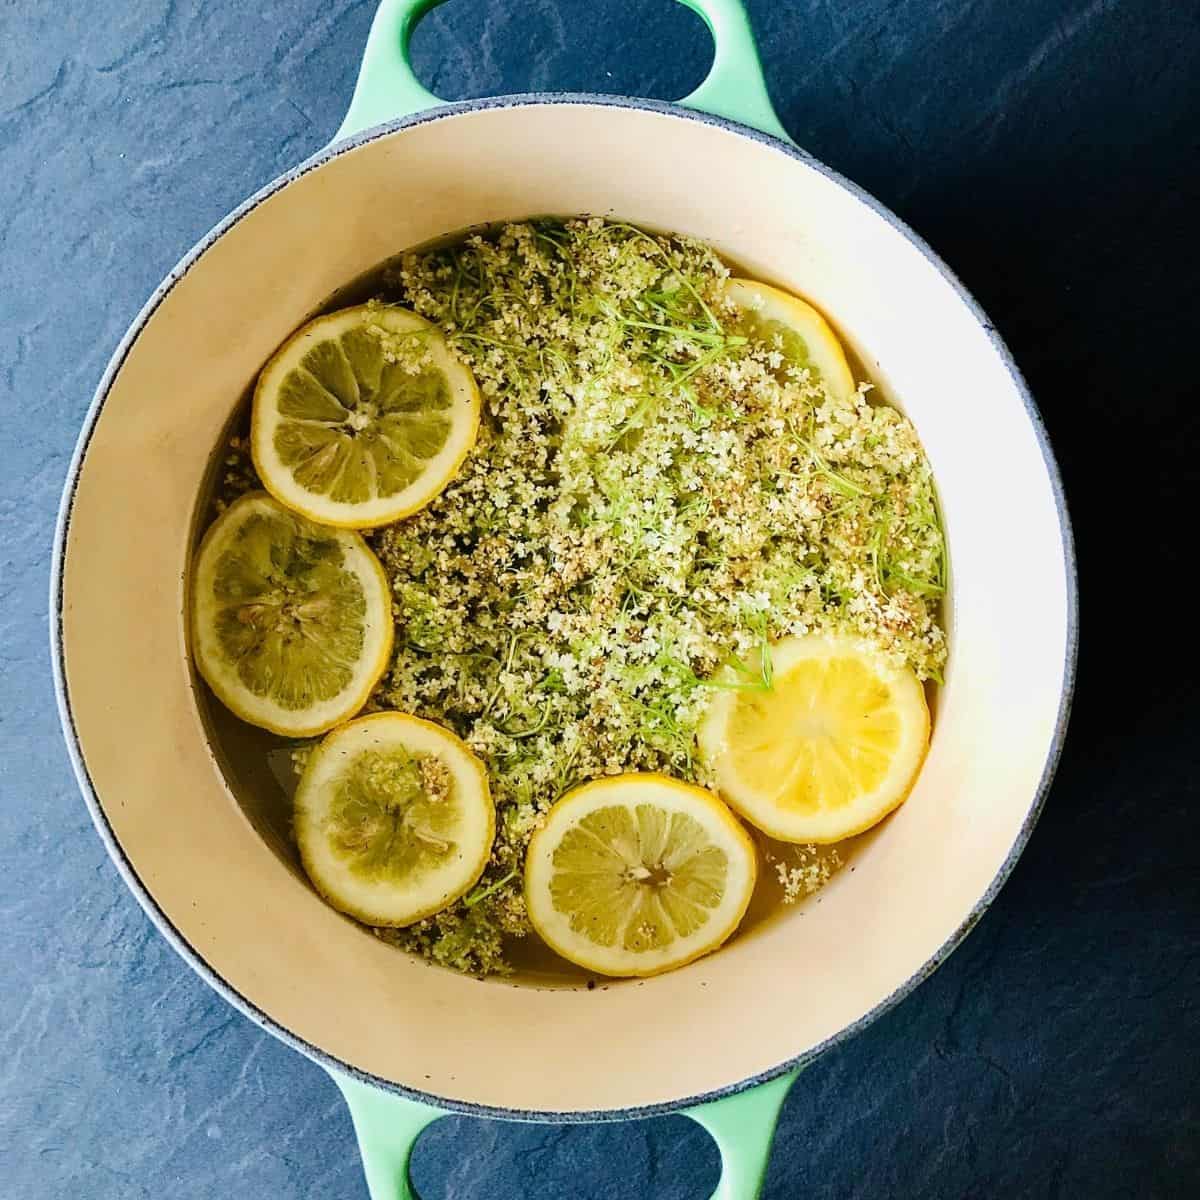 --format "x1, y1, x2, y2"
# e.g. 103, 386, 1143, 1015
725, 278, 857, 403
190, 492, 392, 736
251, 304, 480, 528
699, 635, 930, 843
295, 713, 495, 926
525, 774, 757, 977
